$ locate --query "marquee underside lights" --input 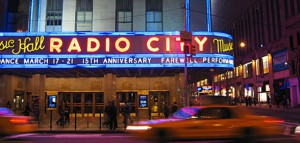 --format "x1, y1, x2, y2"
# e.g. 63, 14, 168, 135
0, 32, 234, 69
